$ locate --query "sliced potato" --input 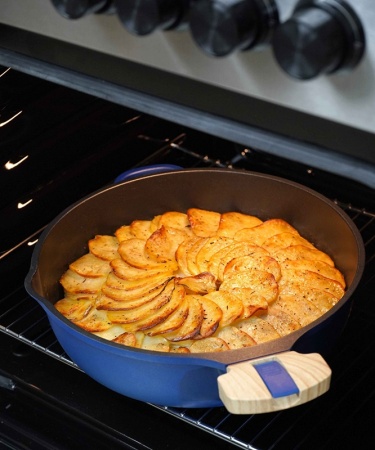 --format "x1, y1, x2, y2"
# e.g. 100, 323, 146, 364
217, 326, 256, 349
102, 276, 171, 302
189, 337, 229, 353
140, 335, 170, 352
272, 244, 335, 267
163, 295, 204, 341
106, 279, 175, 325
261, 307, 302, 336
54, 297, 93, 322
105, 271, 171, 291
175, 236, 202, 276
187, 208, 221, 237
229, 290, 269, 319
176, 272, 216, 295
158, 211, 193, 234
279, 268, 345, 299
204, 290, 244, 327
280, 259, 345, 288
74, 309, 112, 332
224, 254, 281, 282
263, 232, 317, 253
110, 258, 174, 281
195, 236, 234, 273
215, 243, 270, 281
237, 317, 281, 344
115, 225, 135, 243
88, 235, 119, 261
129, 220, 153, 239
234, 218, 300, 246
118, 238, 178, 271
216, 211, 263, 237
121, 282, 184, 332
60, 269, 106, 294
271, 294, 322, 327
145, 225, 188, 262
69, 253, 111, 278
278, 284, 339, 313
220, 270, 278, 304
185, 237, 209, 276
146, 289, 189, 336
194, 295, 223, 339
96, 284, 167, 310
